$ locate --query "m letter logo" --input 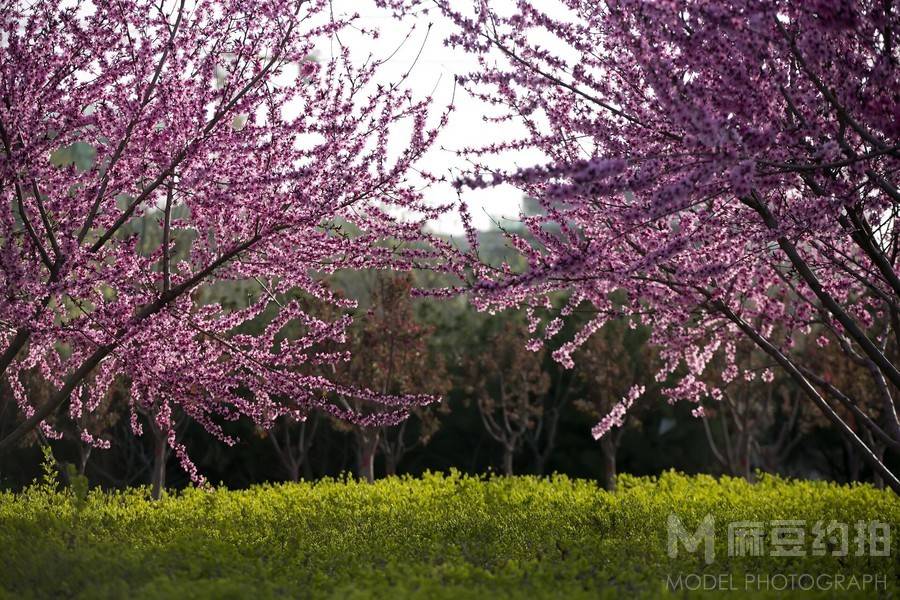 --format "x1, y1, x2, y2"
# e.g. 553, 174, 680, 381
668, 514, 715, 564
